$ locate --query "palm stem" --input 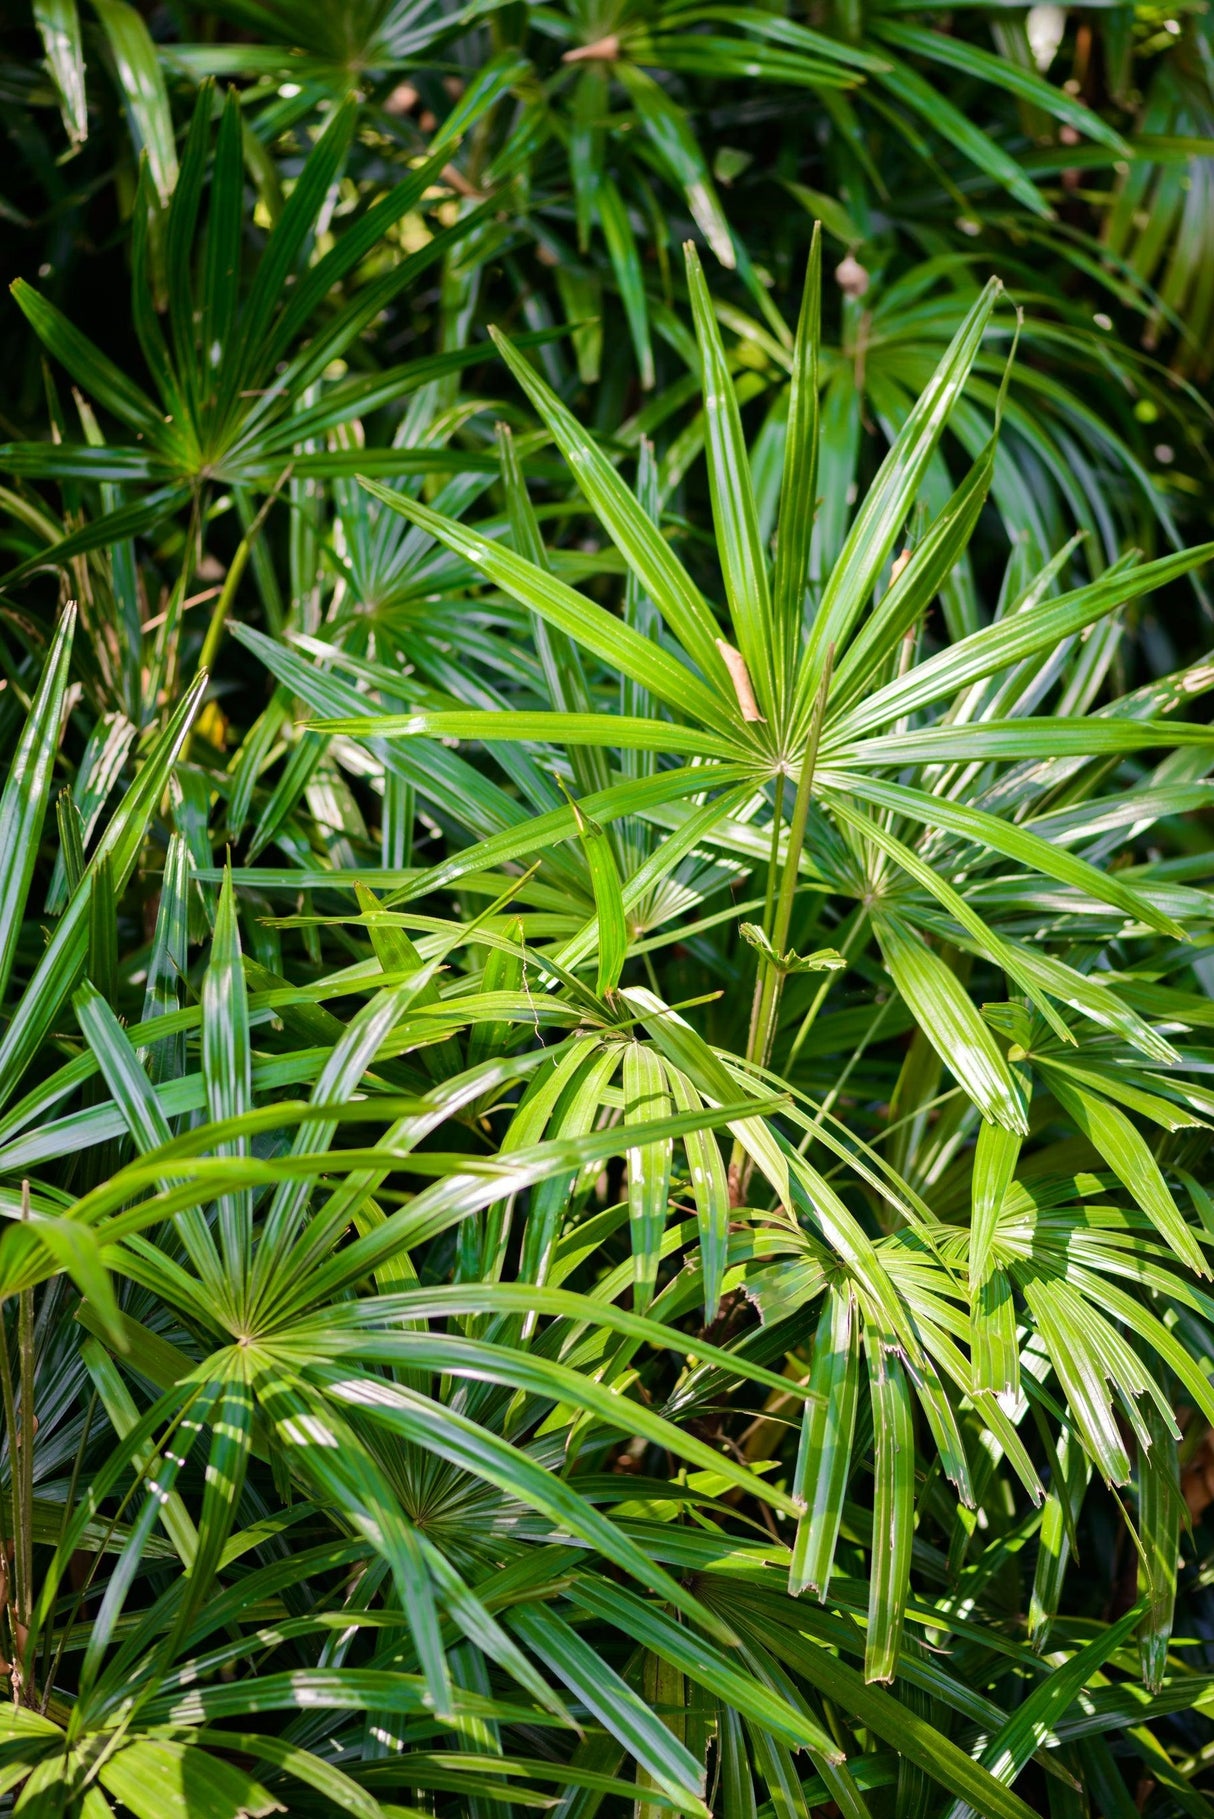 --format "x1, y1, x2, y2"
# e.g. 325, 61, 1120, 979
746, 645, 834, 1073
730, 652, 834, 1198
